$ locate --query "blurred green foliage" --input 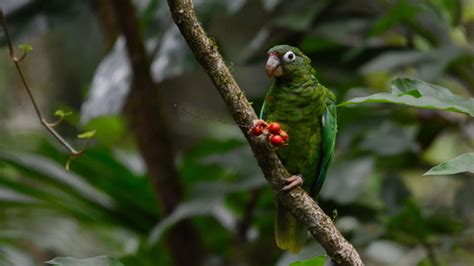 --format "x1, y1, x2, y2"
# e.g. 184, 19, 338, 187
0, 0, 473, 265
46, 256, 124, 266
289, 255, 325, 266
